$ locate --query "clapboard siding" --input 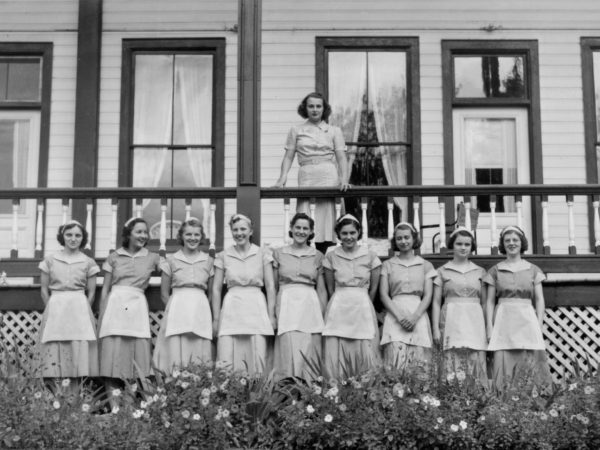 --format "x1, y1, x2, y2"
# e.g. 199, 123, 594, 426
0, 0, 78, 30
